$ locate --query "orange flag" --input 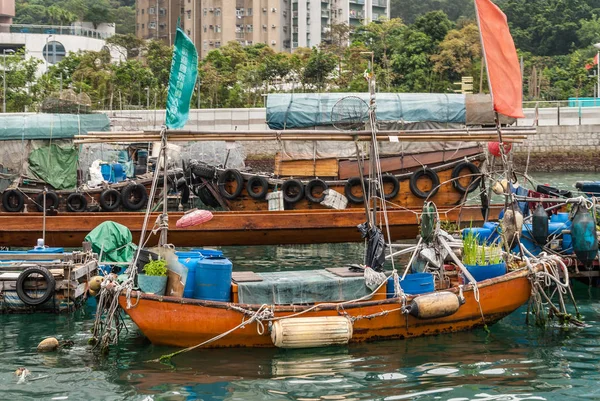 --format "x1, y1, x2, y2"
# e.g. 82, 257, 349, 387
475, 0, 524, 119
